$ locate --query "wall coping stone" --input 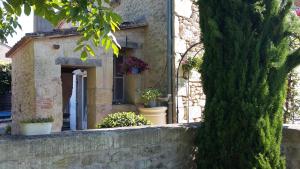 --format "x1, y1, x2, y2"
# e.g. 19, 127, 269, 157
0, 123, 201, 141
55, 57, 102, 67
0, 123, 299, 169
